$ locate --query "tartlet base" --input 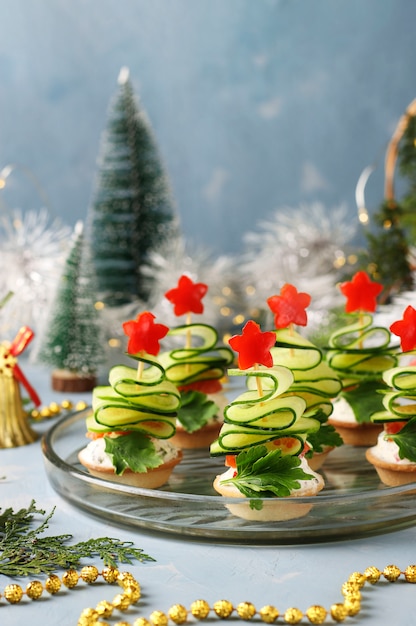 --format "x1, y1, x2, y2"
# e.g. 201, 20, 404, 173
213, 473, 324, 522
78, 449, 183, 489
365, 447, 416, 487
328, 418, 382, 446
